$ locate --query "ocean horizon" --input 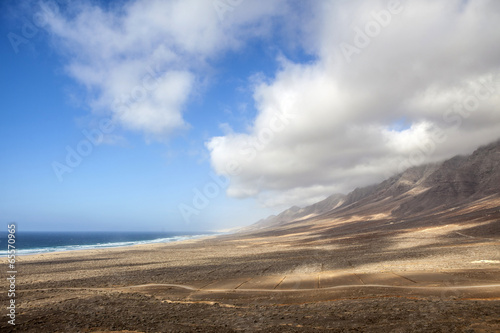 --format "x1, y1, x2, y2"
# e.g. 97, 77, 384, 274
0, 231, 215, 256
